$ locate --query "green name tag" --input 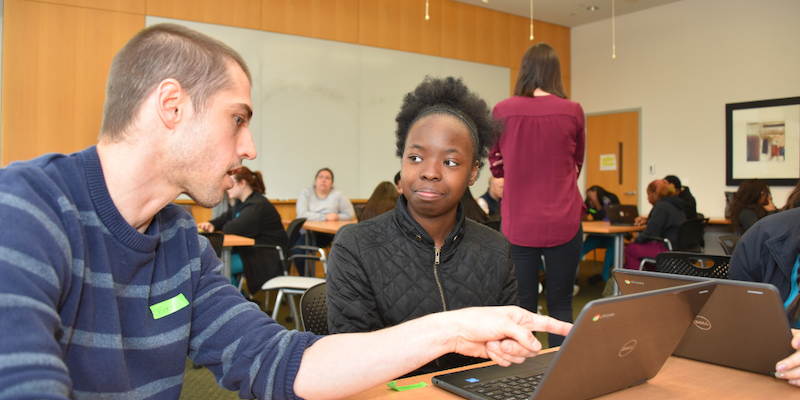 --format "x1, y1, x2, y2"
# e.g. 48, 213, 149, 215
150, 293, 189, 320
387, 381, 427, 391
